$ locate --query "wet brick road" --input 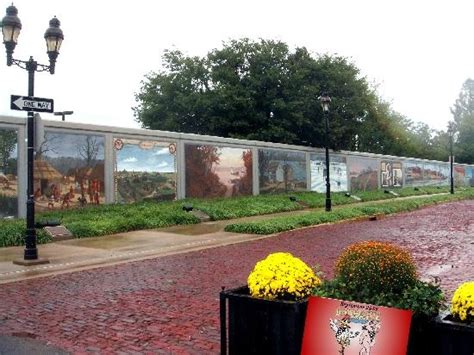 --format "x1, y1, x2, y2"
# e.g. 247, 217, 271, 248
0, 200, 473, 354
